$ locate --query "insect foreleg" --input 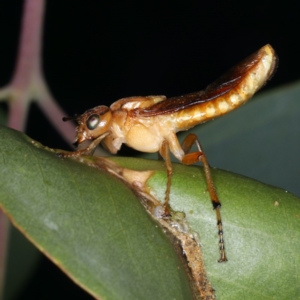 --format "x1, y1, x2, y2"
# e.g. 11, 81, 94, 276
181, 133, 227, 262
57, 133, 108, 158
